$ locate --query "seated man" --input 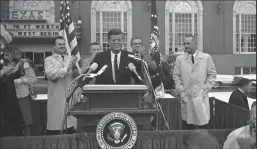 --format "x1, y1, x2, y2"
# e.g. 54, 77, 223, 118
229, 78, 252, 110
223, 101, 256, 149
